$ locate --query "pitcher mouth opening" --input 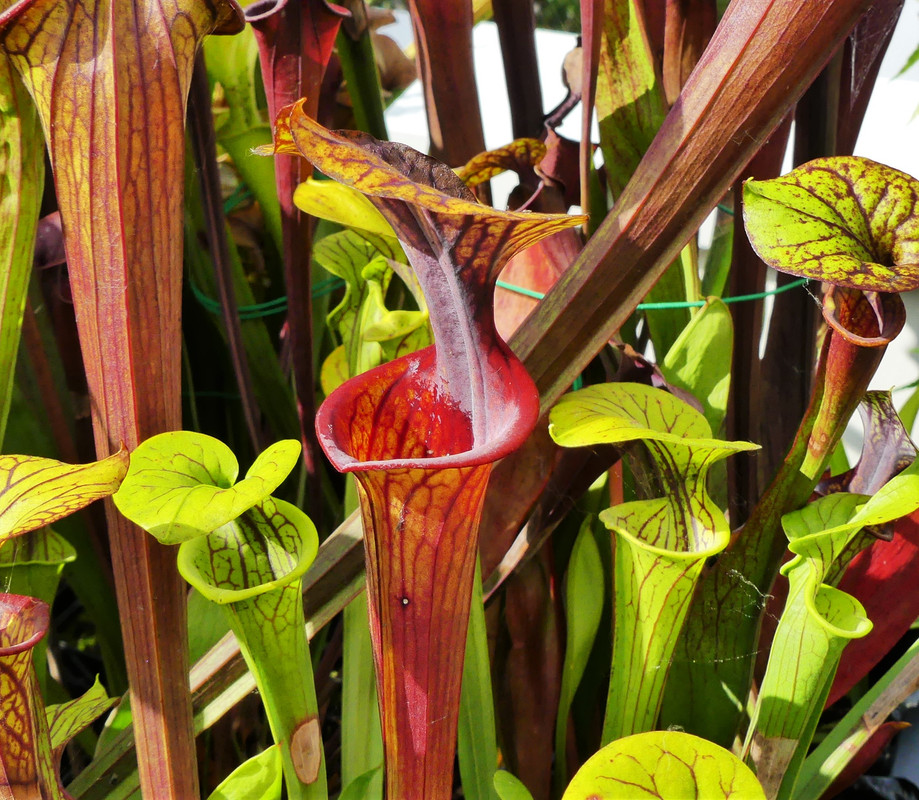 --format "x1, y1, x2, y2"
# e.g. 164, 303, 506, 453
823, 285, 905, 347
316, 345, 539, 473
